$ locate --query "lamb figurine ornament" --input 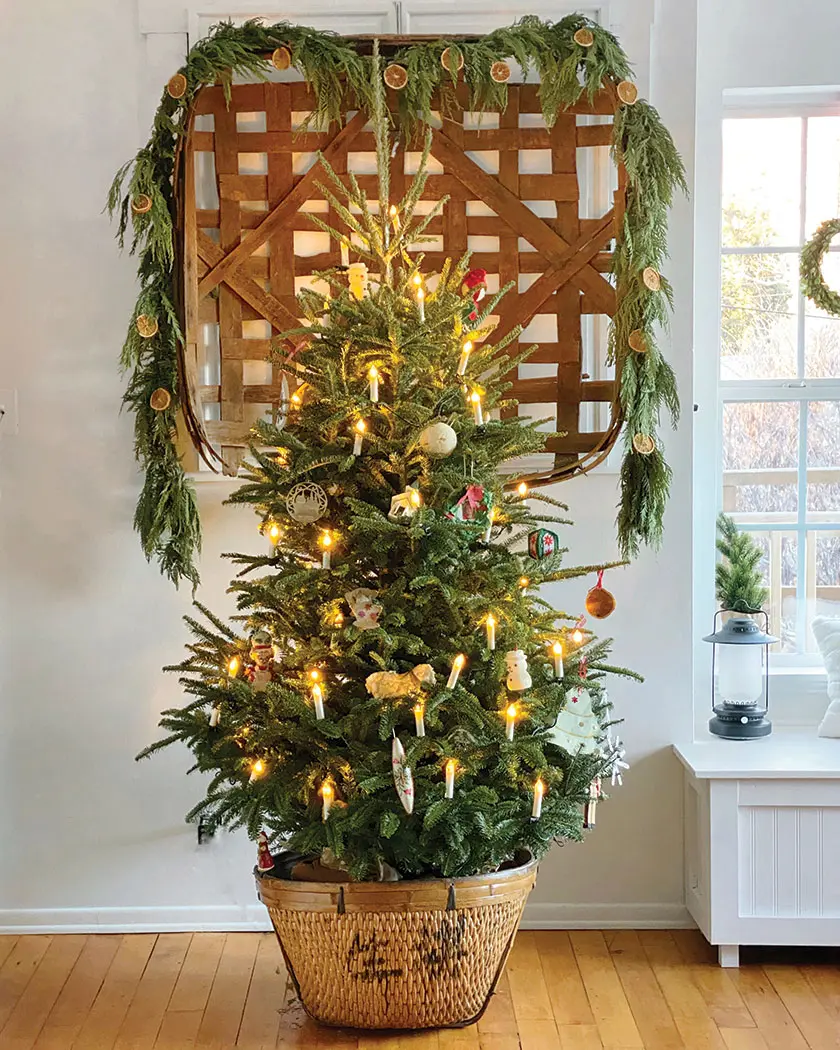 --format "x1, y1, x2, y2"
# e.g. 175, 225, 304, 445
365, 663, 436, 700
